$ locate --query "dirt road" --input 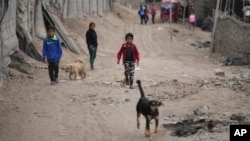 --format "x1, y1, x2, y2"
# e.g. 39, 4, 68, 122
1, 4, 250, 141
